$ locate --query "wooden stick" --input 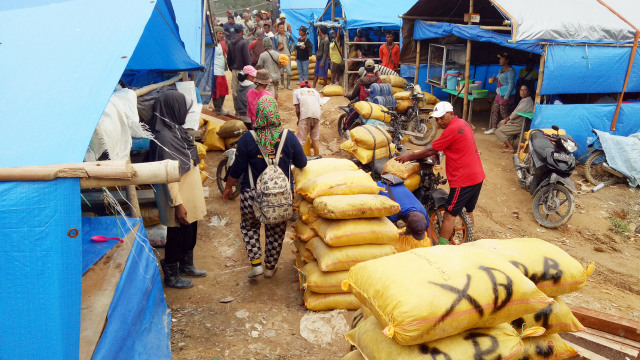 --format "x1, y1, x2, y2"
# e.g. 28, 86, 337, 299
0, 160, 134, 181
80, 160, 181, 189
134, 74, 181, 97
611, 31, 639, 131
124, 185, 141, 218
462, 0, 474, 121
568, 305, 640, 342
414, 40, 421, 84
535, 44, 548, 105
